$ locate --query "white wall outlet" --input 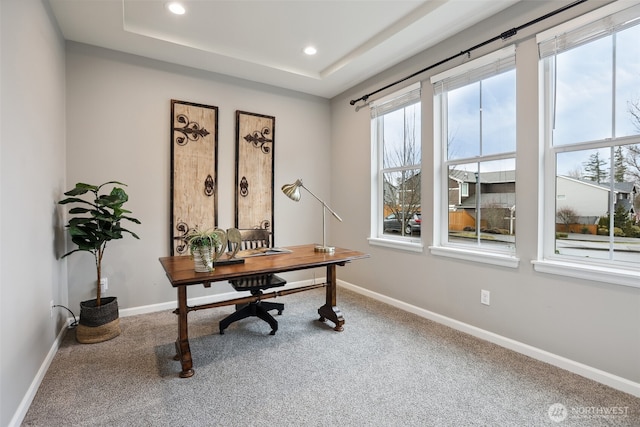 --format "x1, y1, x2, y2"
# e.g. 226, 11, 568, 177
100, 278, 108, 293
481, 289, 490, 306
50, 300, 54, 318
